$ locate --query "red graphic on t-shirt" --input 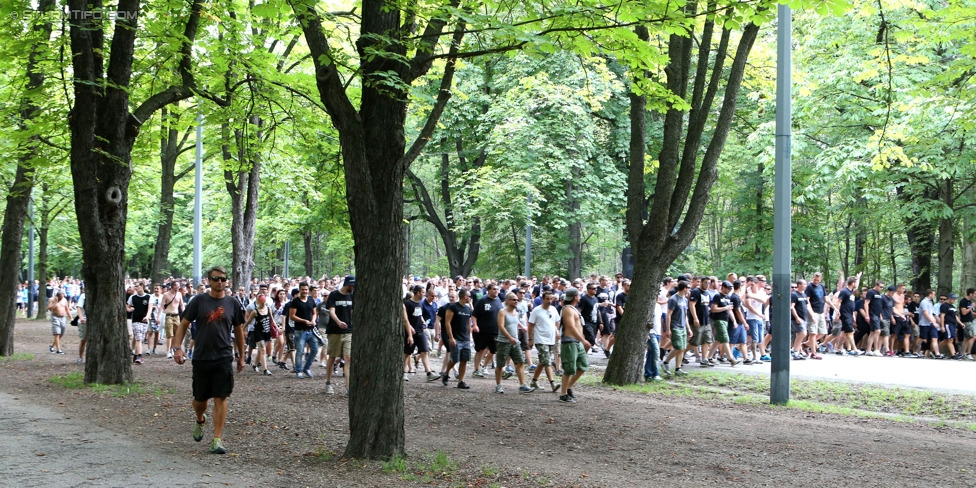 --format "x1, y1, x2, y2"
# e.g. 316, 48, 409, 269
206, 306, 225, 325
